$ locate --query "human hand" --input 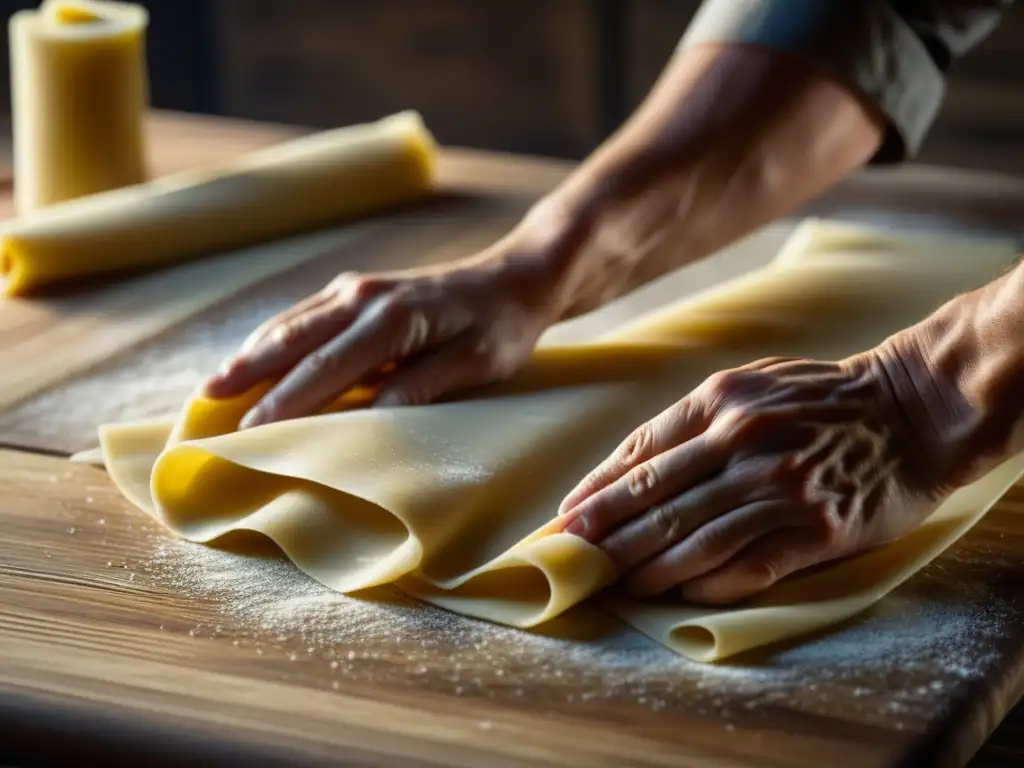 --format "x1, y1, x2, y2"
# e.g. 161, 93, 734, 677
557, 347, 967, 605
203, 231, 566, 429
